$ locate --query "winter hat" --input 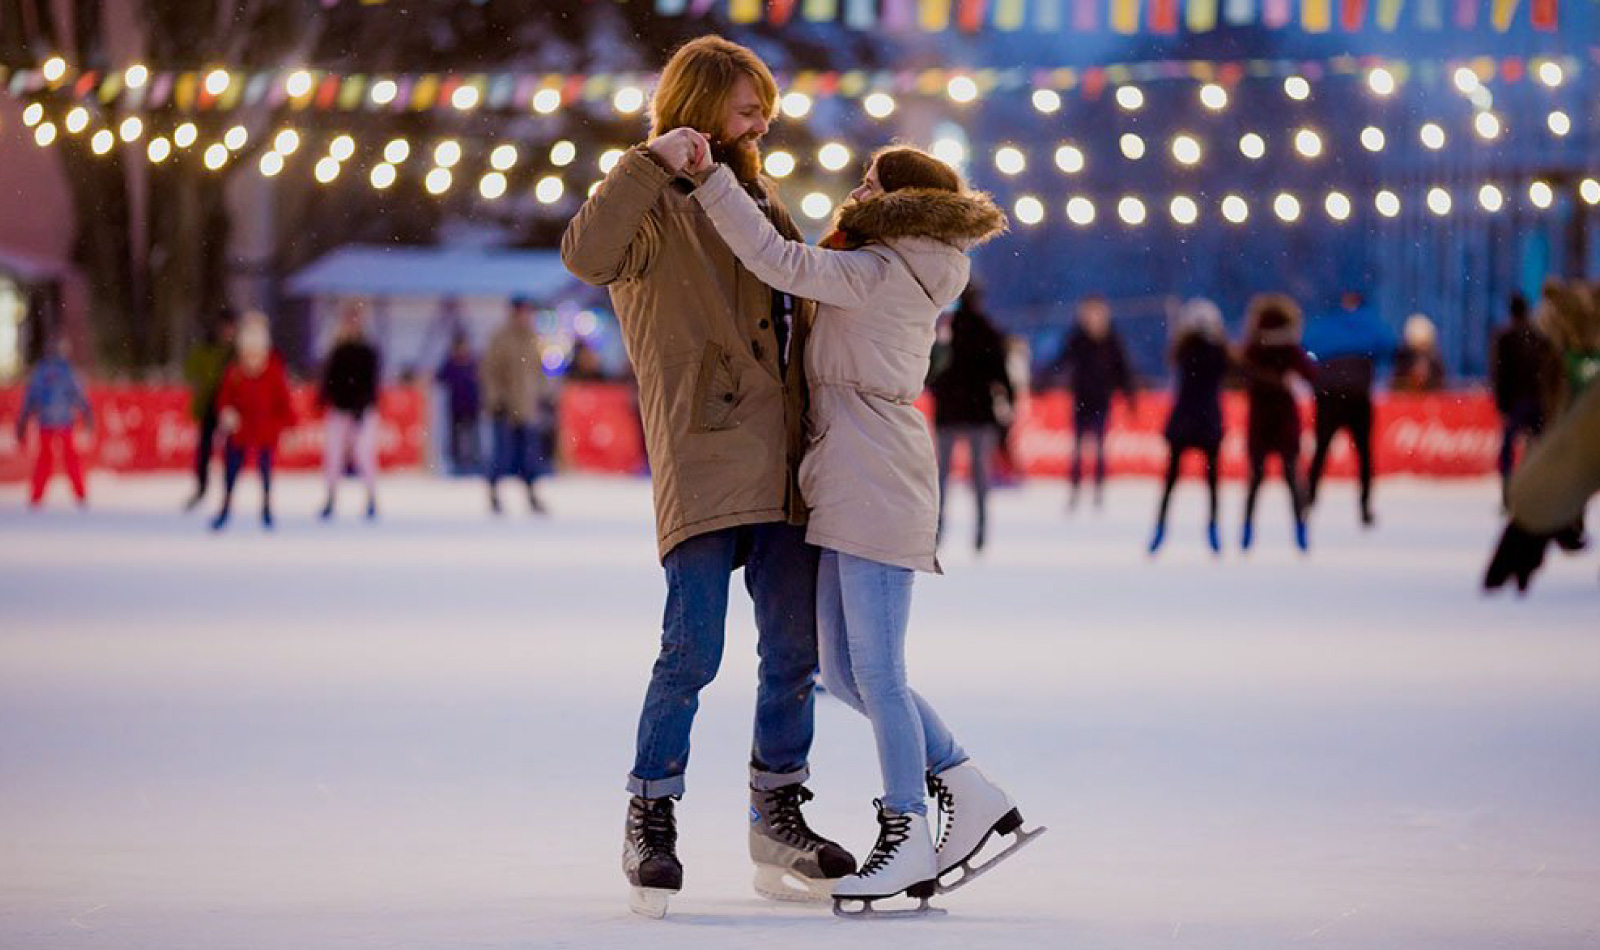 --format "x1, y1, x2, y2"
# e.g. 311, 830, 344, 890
1177, 298, 1224, 342
1403, 314, 1437, 348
